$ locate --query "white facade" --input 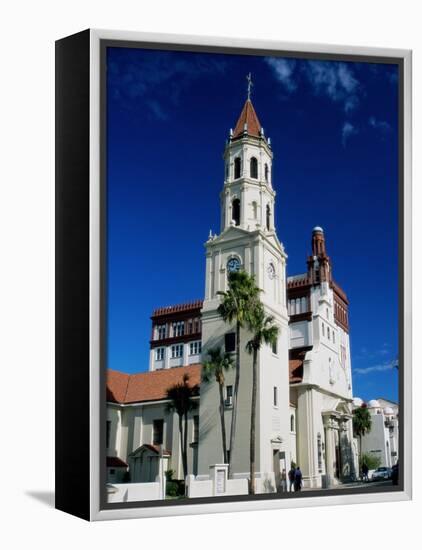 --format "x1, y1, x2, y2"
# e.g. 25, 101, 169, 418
106, 97, 360, 495
354, 398, 399, 468
198, 101, 291, 491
